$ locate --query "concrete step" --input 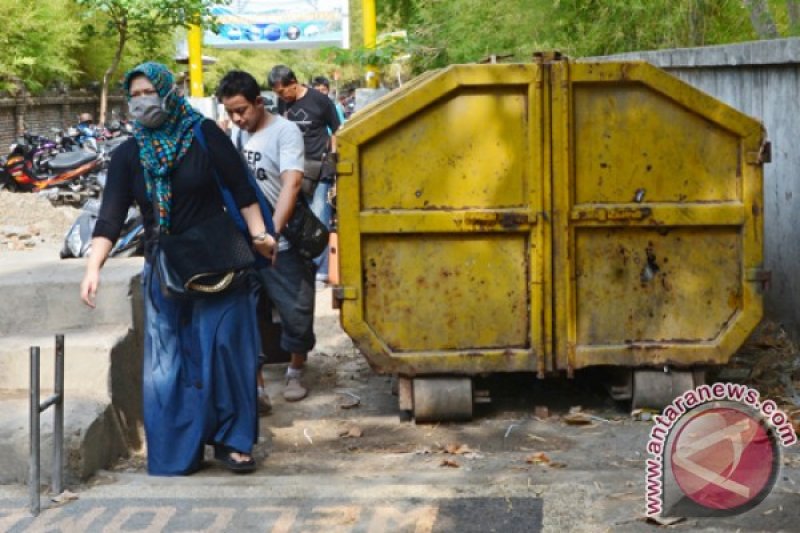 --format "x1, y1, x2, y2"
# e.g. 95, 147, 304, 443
0, 392, 129, 485
0, 327, 134, 399
0, 249, 141, 337
0, 248, 144, 486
